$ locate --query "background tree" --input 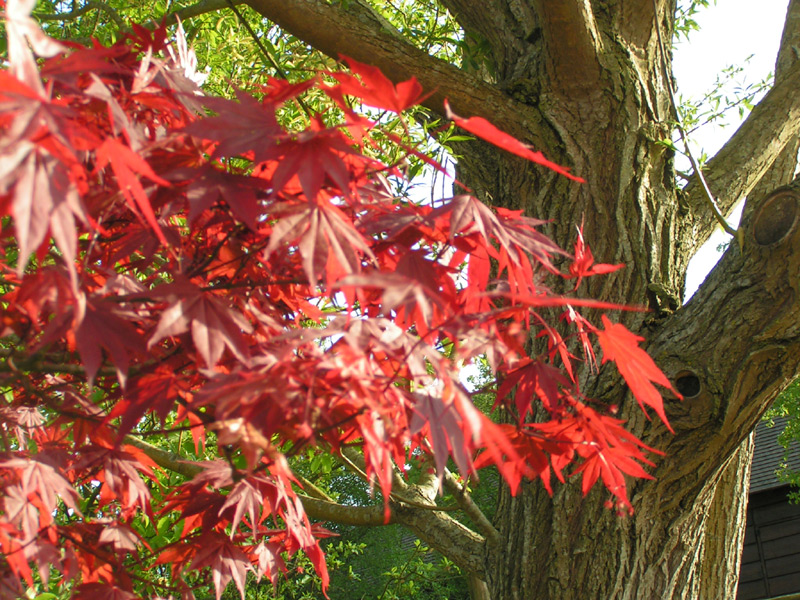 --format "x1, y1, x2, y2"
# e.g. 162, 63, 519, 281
2, 1, 800, 600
